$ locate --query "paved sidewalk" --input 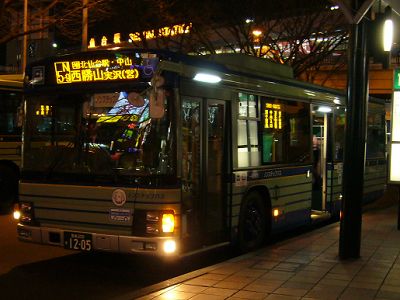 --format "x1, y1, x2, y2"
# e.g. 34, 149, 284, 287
136, 200, 400, 299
